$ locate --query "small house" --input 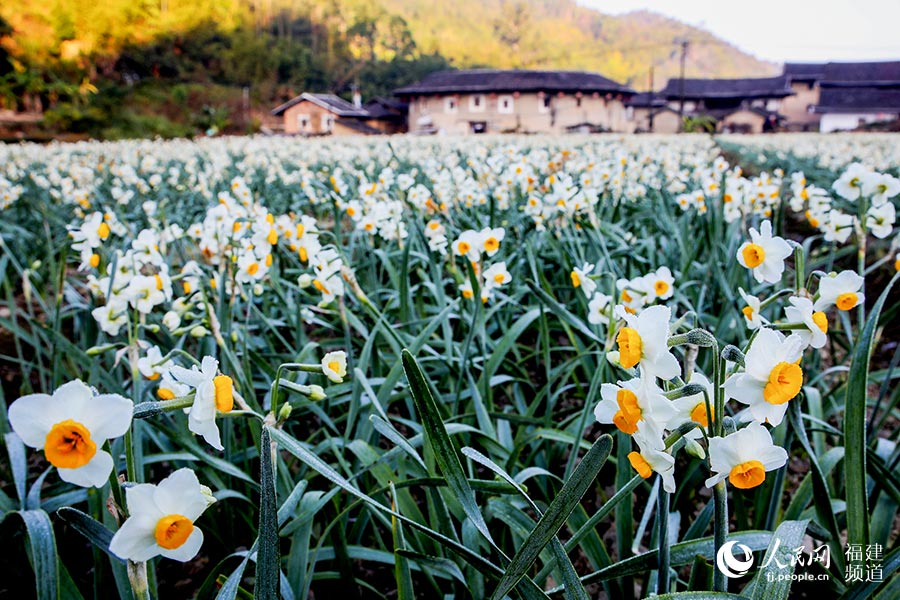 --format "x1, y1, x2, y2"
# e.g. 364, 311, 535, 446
271, 93, 381, 136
